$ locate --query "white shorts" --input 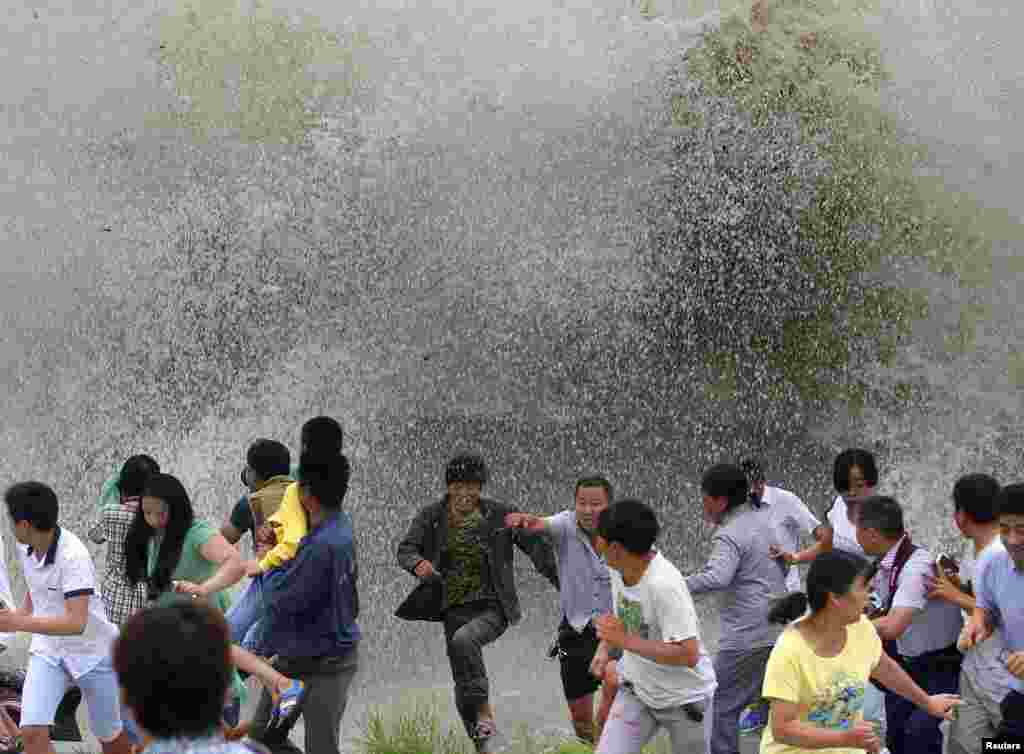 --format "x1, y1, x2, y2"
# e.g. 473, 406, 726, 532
20, 654, 123, 743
